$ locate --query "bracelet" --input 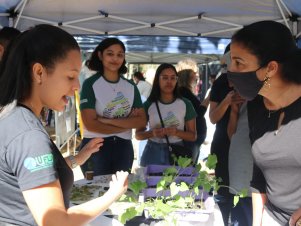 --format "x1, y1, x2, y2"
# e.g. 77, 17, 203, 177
68, 155, 78, 169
